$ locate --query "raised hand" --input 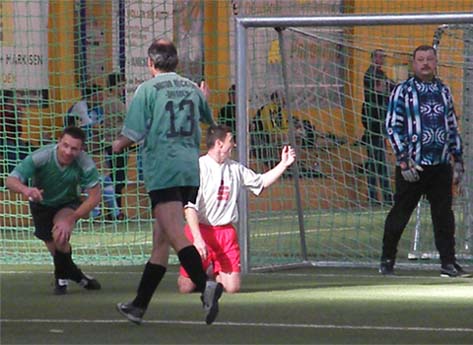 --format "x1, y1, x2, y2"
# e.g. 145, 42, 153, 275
281, 145, 296, 167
